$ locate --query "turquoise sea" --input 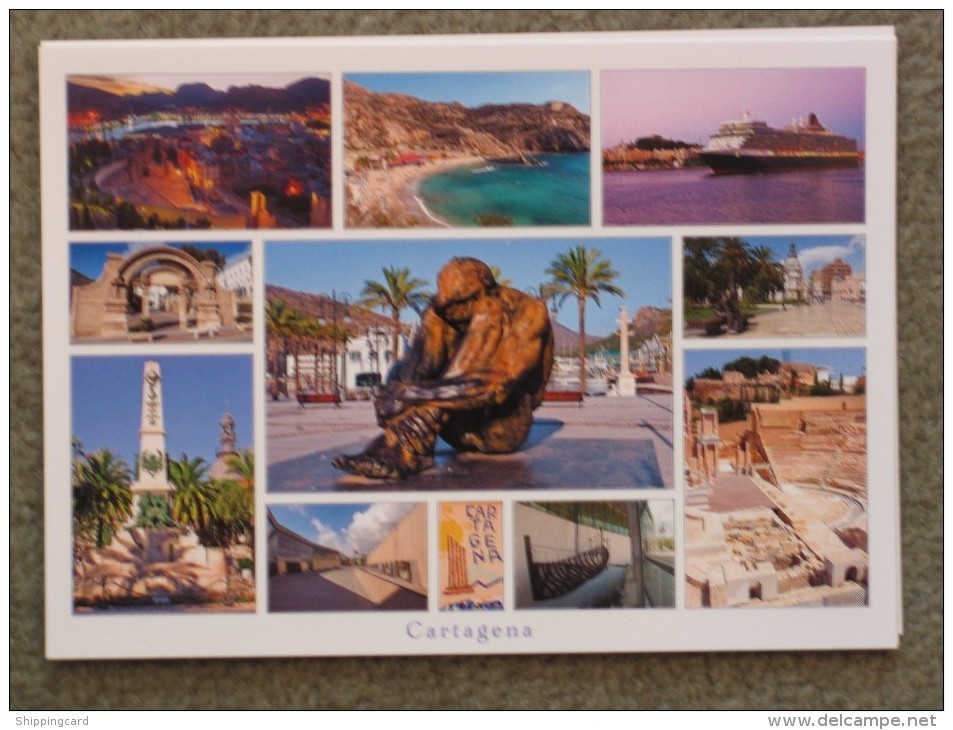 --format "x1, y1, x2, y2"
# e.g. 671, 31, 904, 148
418, 152, 590, 227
